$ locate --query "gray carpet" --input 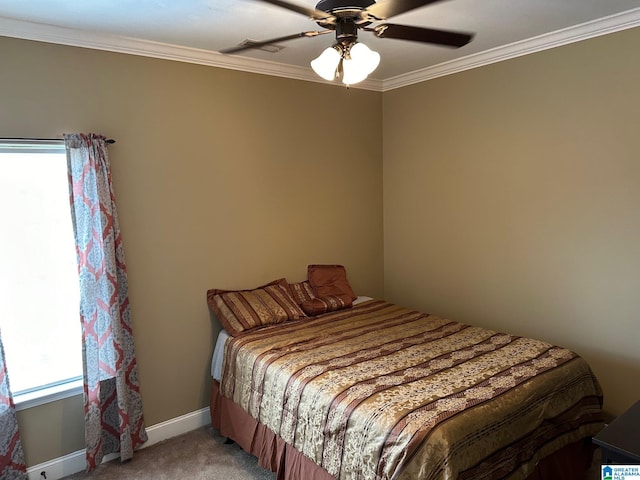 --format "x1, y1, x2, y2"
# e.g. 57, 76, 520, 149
62, 426, 275, 480
62, 426, 602, 480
